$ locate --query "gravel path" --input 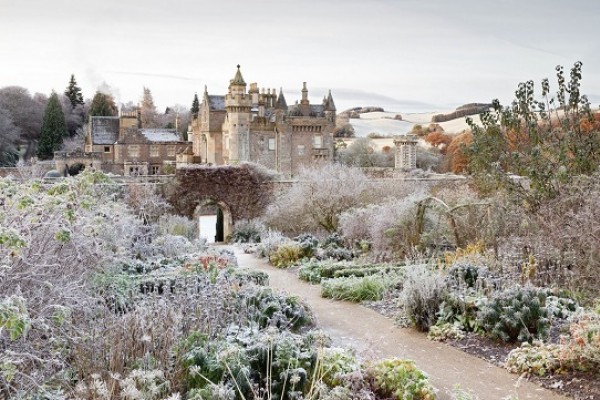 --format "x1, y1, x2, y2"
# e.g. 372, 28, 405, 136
232, 246, 570, 400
